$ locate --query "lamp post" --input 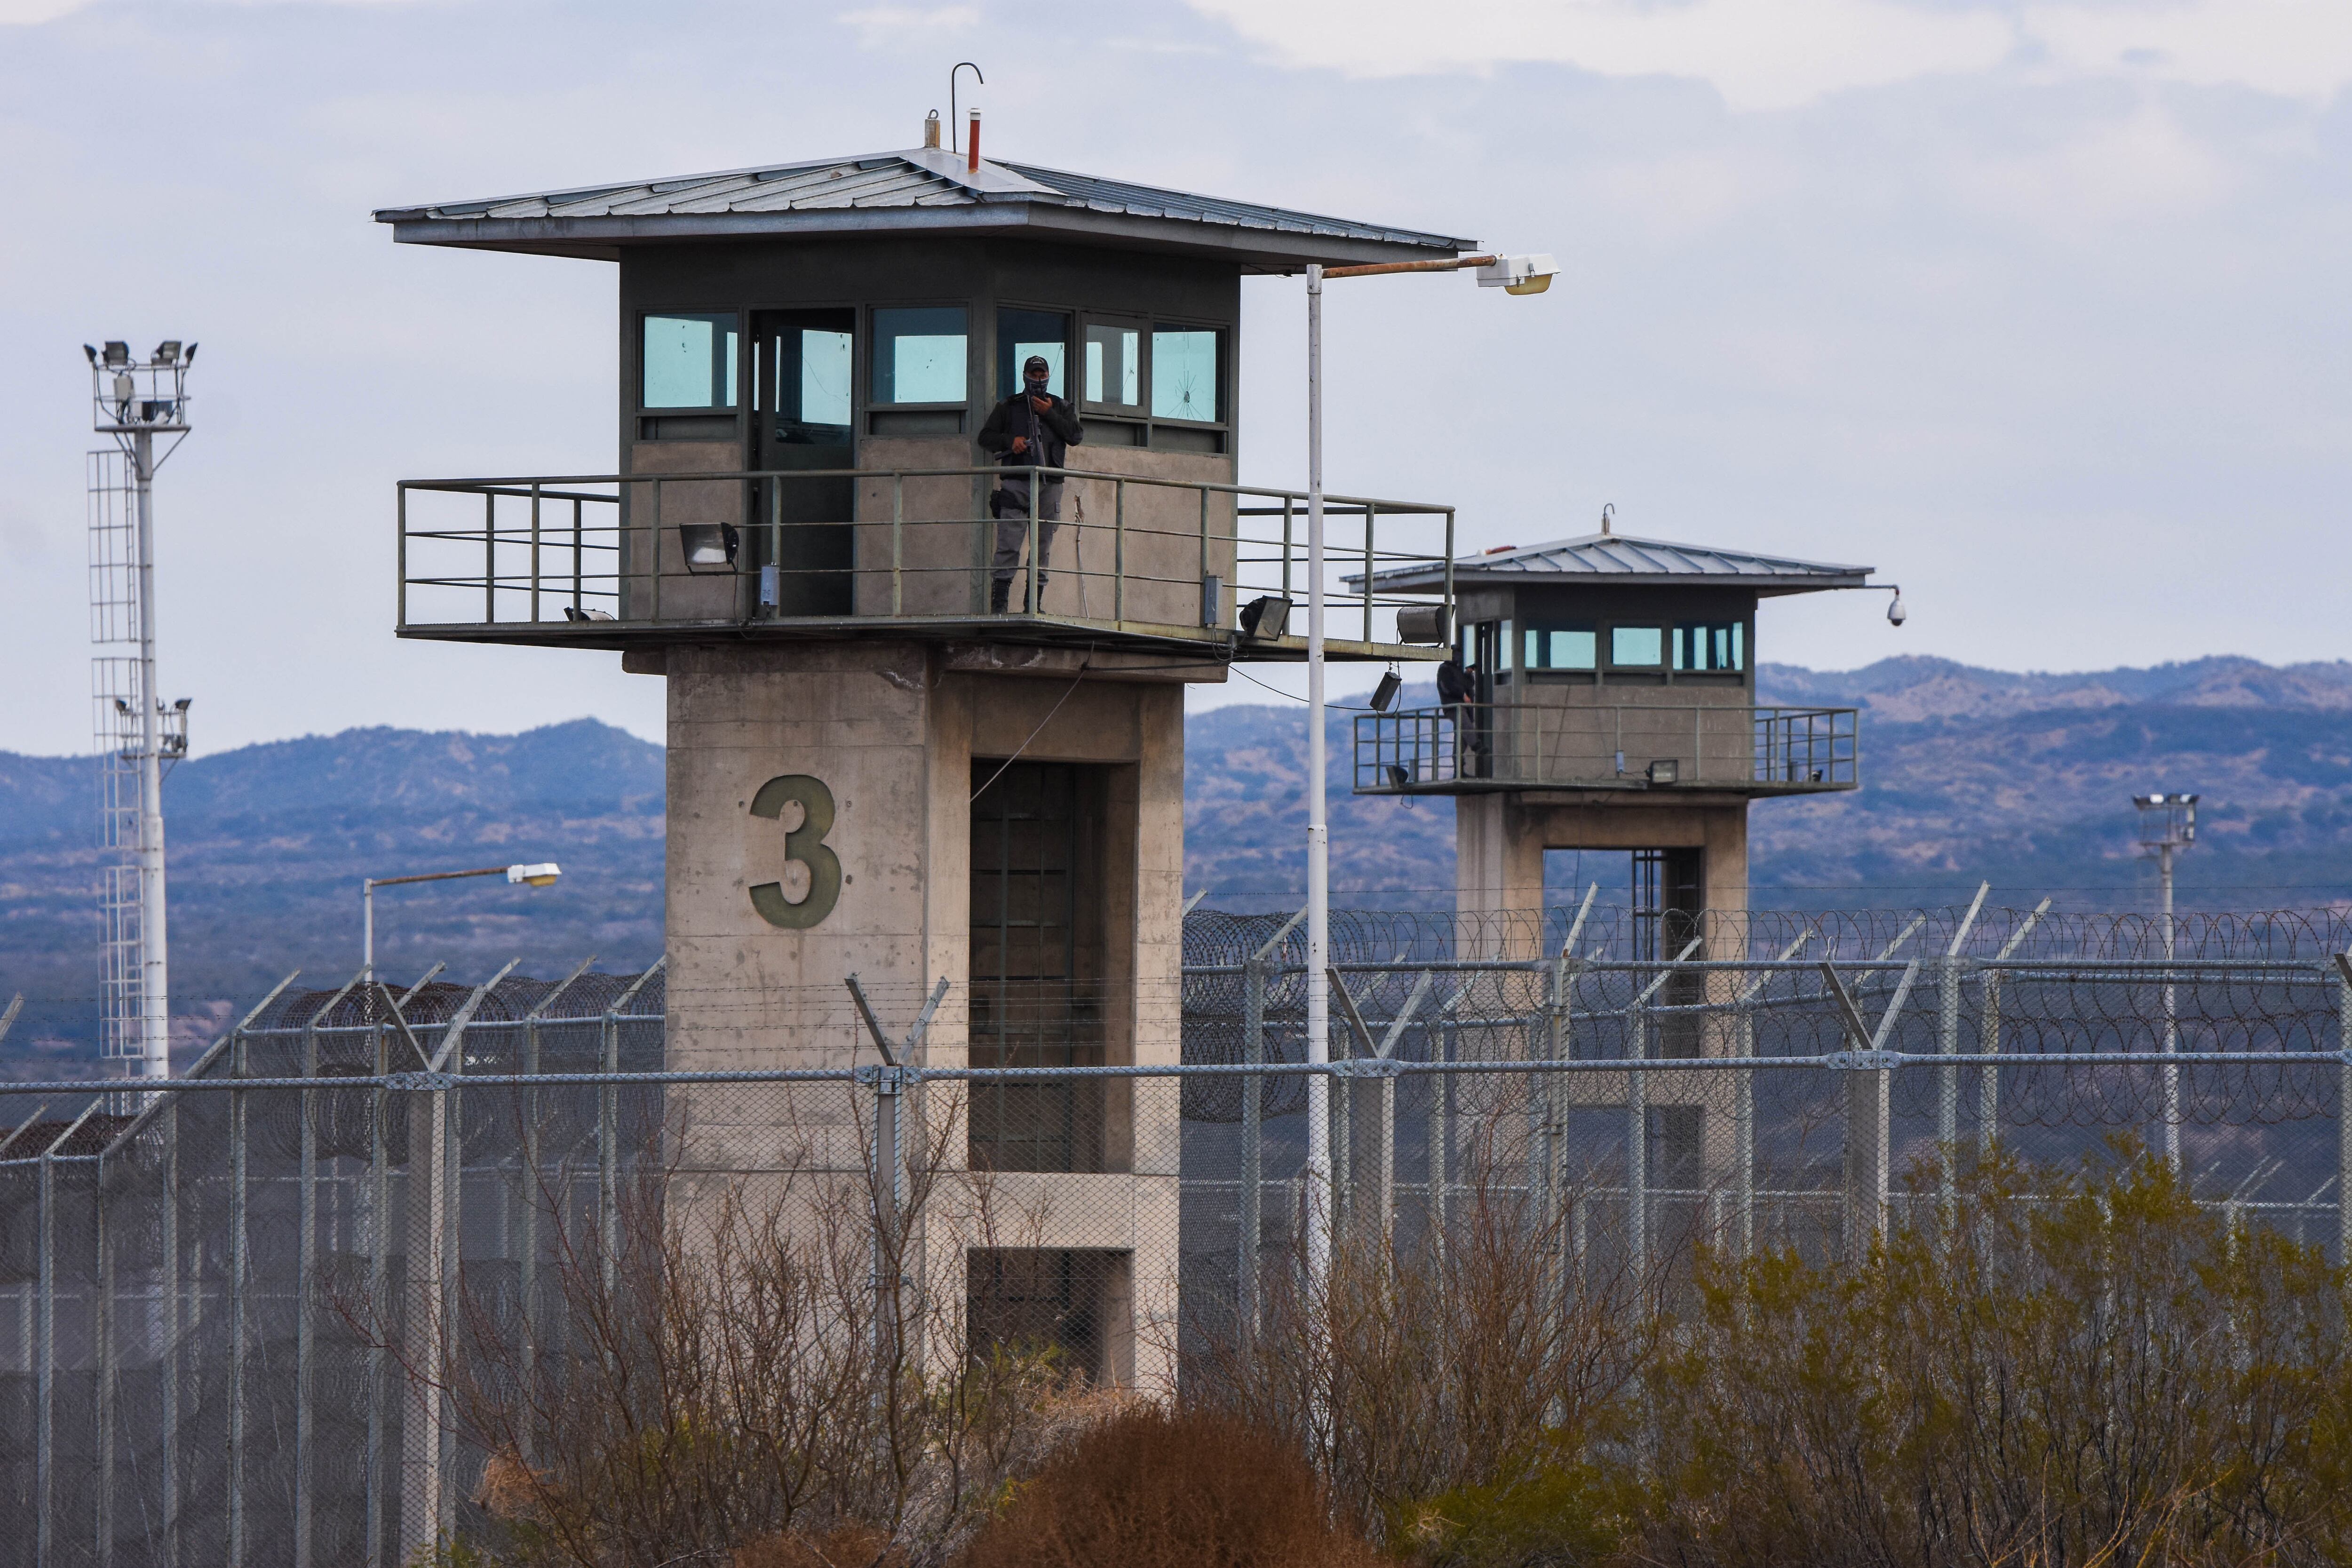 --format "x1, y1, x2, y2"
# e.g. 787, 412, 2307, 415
363, 861, 563, 978
1301, 250, 1555, 1288
2132, 793, 2196, 1170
